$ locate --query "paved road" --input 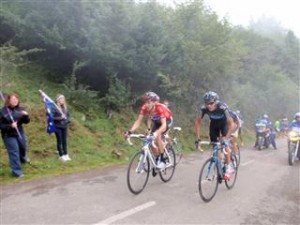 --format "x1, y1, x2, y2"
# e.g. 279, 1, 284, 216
1, 139, 299, 224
